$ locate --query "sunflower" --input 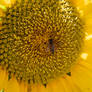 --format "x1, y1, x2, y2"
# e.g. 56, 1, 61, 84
0, 0, 92, 92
